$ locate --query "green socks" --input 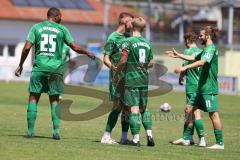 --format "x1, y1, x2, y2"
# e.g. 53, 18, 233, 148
214, 129, 224, 145
51, 103, 61, 135
194, 119, 204, 138
27, 101, 37, 135
27, 101, 61, 136
141, 110, 152, 130
183, 124, 193, 140
105, 110, 120, 132
129, 113, 141, 135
